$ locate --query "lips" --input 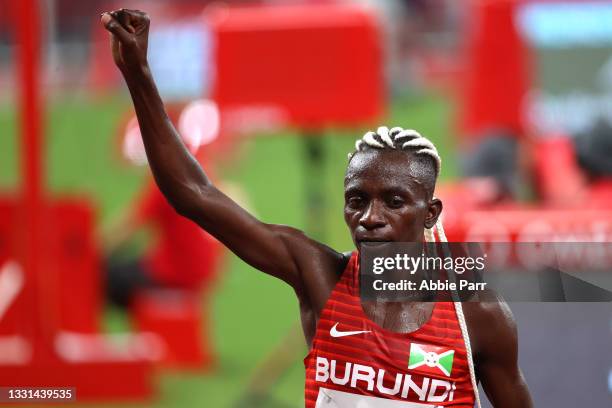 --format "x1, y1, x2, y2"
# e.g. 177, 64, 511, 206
355, 235, 391, 245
